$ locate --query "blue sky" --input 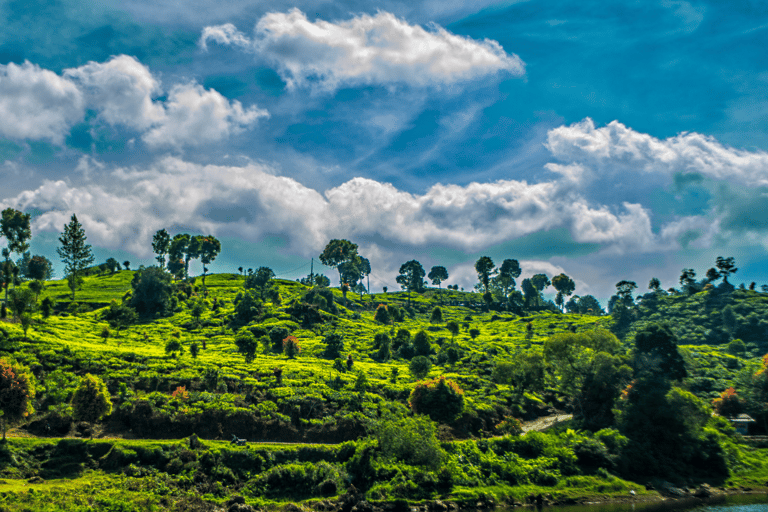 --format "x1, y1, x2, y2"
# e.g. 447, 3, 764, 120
1, 0, 768, 303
